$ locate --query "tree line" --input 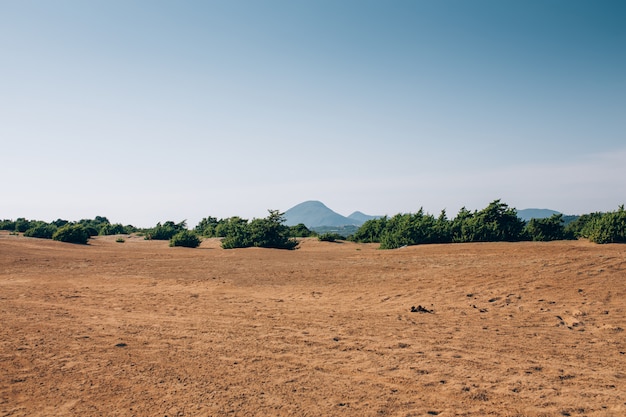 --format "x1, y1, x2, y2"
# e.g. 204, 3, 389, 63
0, 210, 311, 249
0, 216, 136, 245
348, 200, 626, 248
2, 200, 624, 248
